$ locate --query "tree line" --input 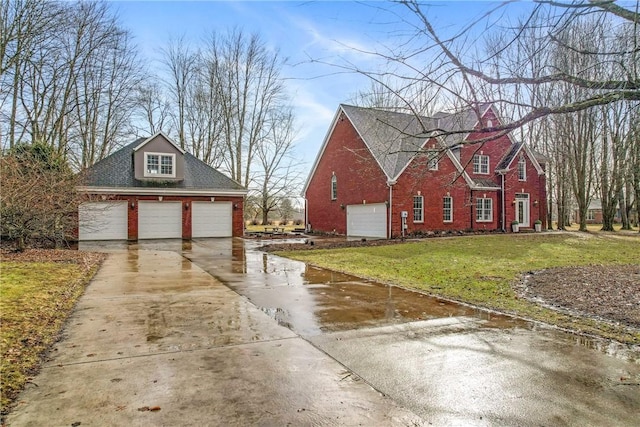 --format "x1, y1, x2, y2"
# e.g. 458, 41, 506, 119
1, 0, 299, 228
